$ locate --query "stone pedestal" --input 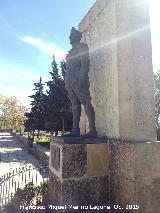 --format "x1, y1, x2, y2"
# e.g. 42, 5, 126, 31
49, 137, 109, 209
110, 140, 160, 213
